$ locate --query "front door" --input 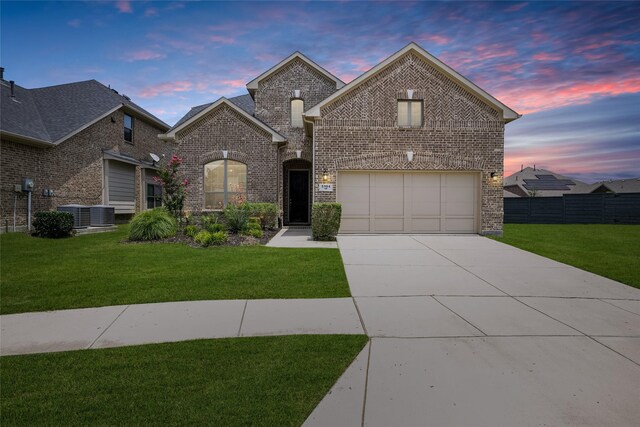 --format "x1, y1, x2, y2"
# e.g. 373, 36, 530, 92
289, 170, 310, 224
